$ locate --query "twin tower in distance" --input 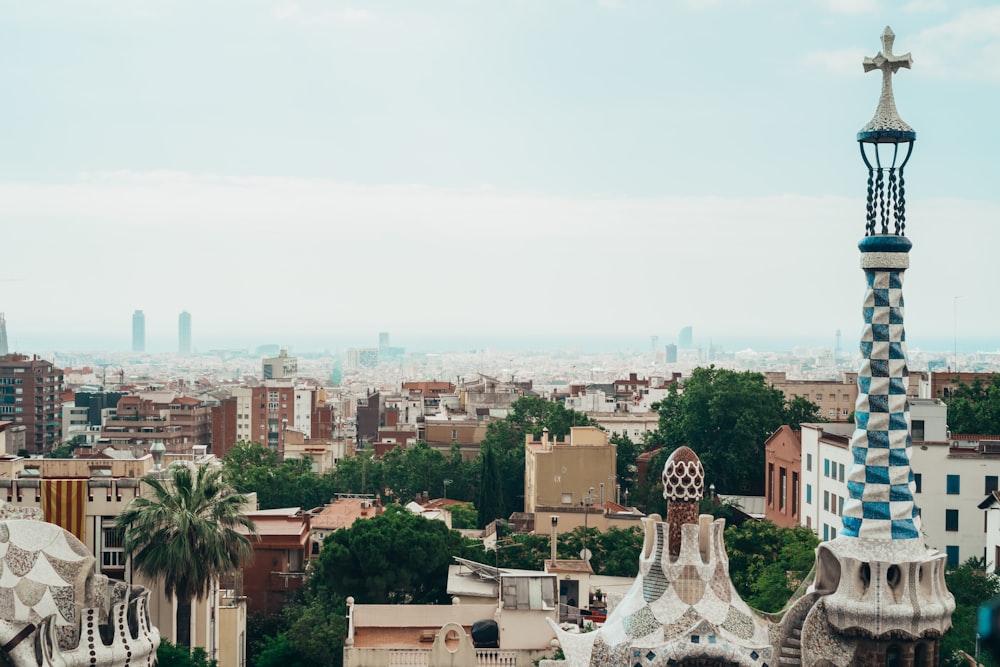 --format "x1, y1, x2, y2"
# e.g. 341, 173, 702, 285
131, 309, 191, 354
